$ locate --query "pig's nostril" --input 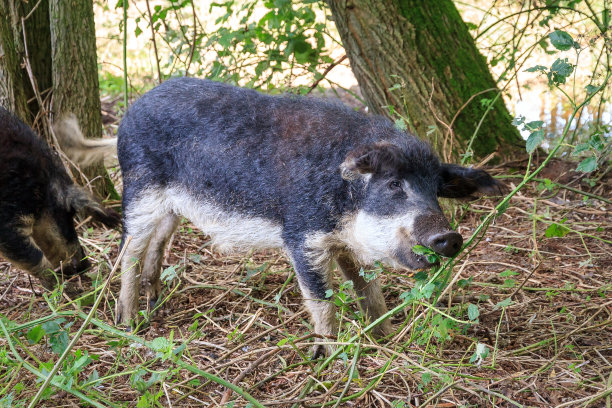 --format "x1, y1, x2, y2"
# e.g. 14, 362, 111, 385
428, 232, 463, 257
